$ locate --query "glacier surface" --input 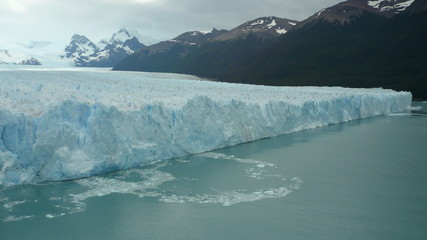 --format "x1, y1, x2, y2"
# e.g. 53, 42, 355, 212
0, 69, 411, 186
